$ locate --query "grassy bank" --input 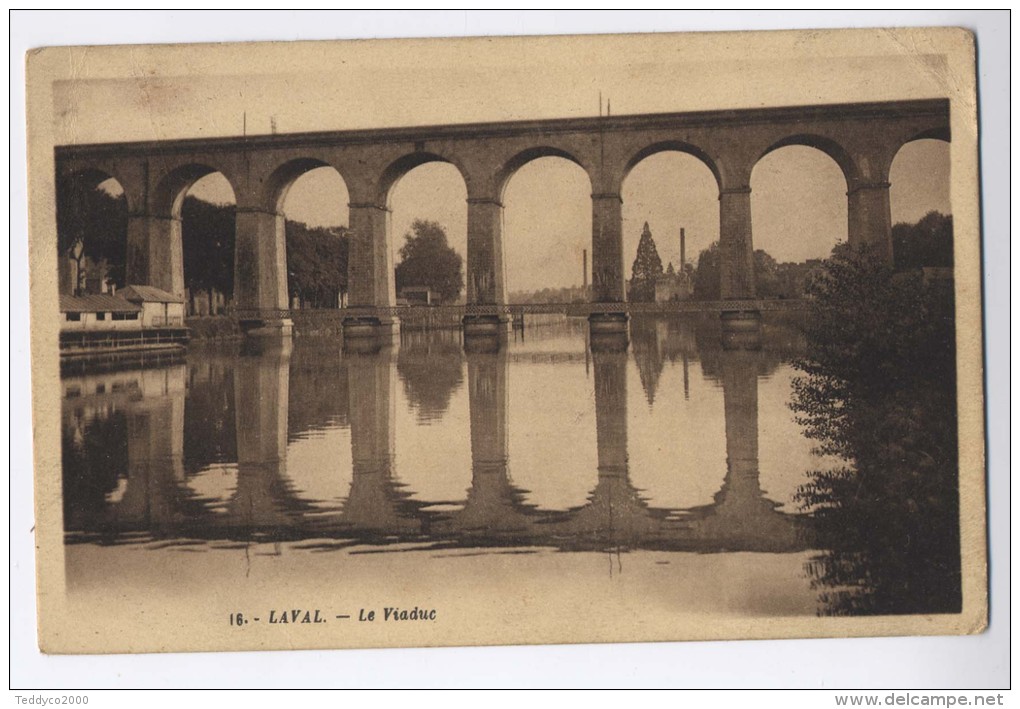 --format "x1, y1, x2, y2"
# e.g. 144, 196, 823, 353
185, 316, 243, 340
